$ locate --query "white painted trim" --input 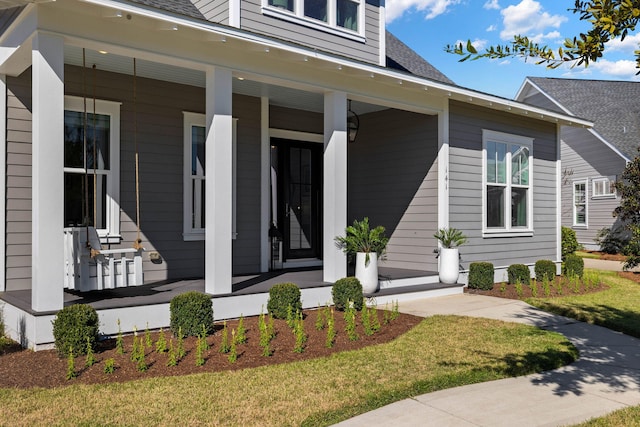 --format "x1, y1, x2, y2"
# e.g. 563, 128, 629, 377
437, 99, 449, 233
556, 125, 562, 263
481, 129, 534, 236
378, 3, 386, 66
229, 0, 241, 28
64, 96, 121, 243
592, 176, 617, 198
260, 97, 270, 272
269, 128, 324, 143
572, 179, 588, 227
0, 74, 6, 292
